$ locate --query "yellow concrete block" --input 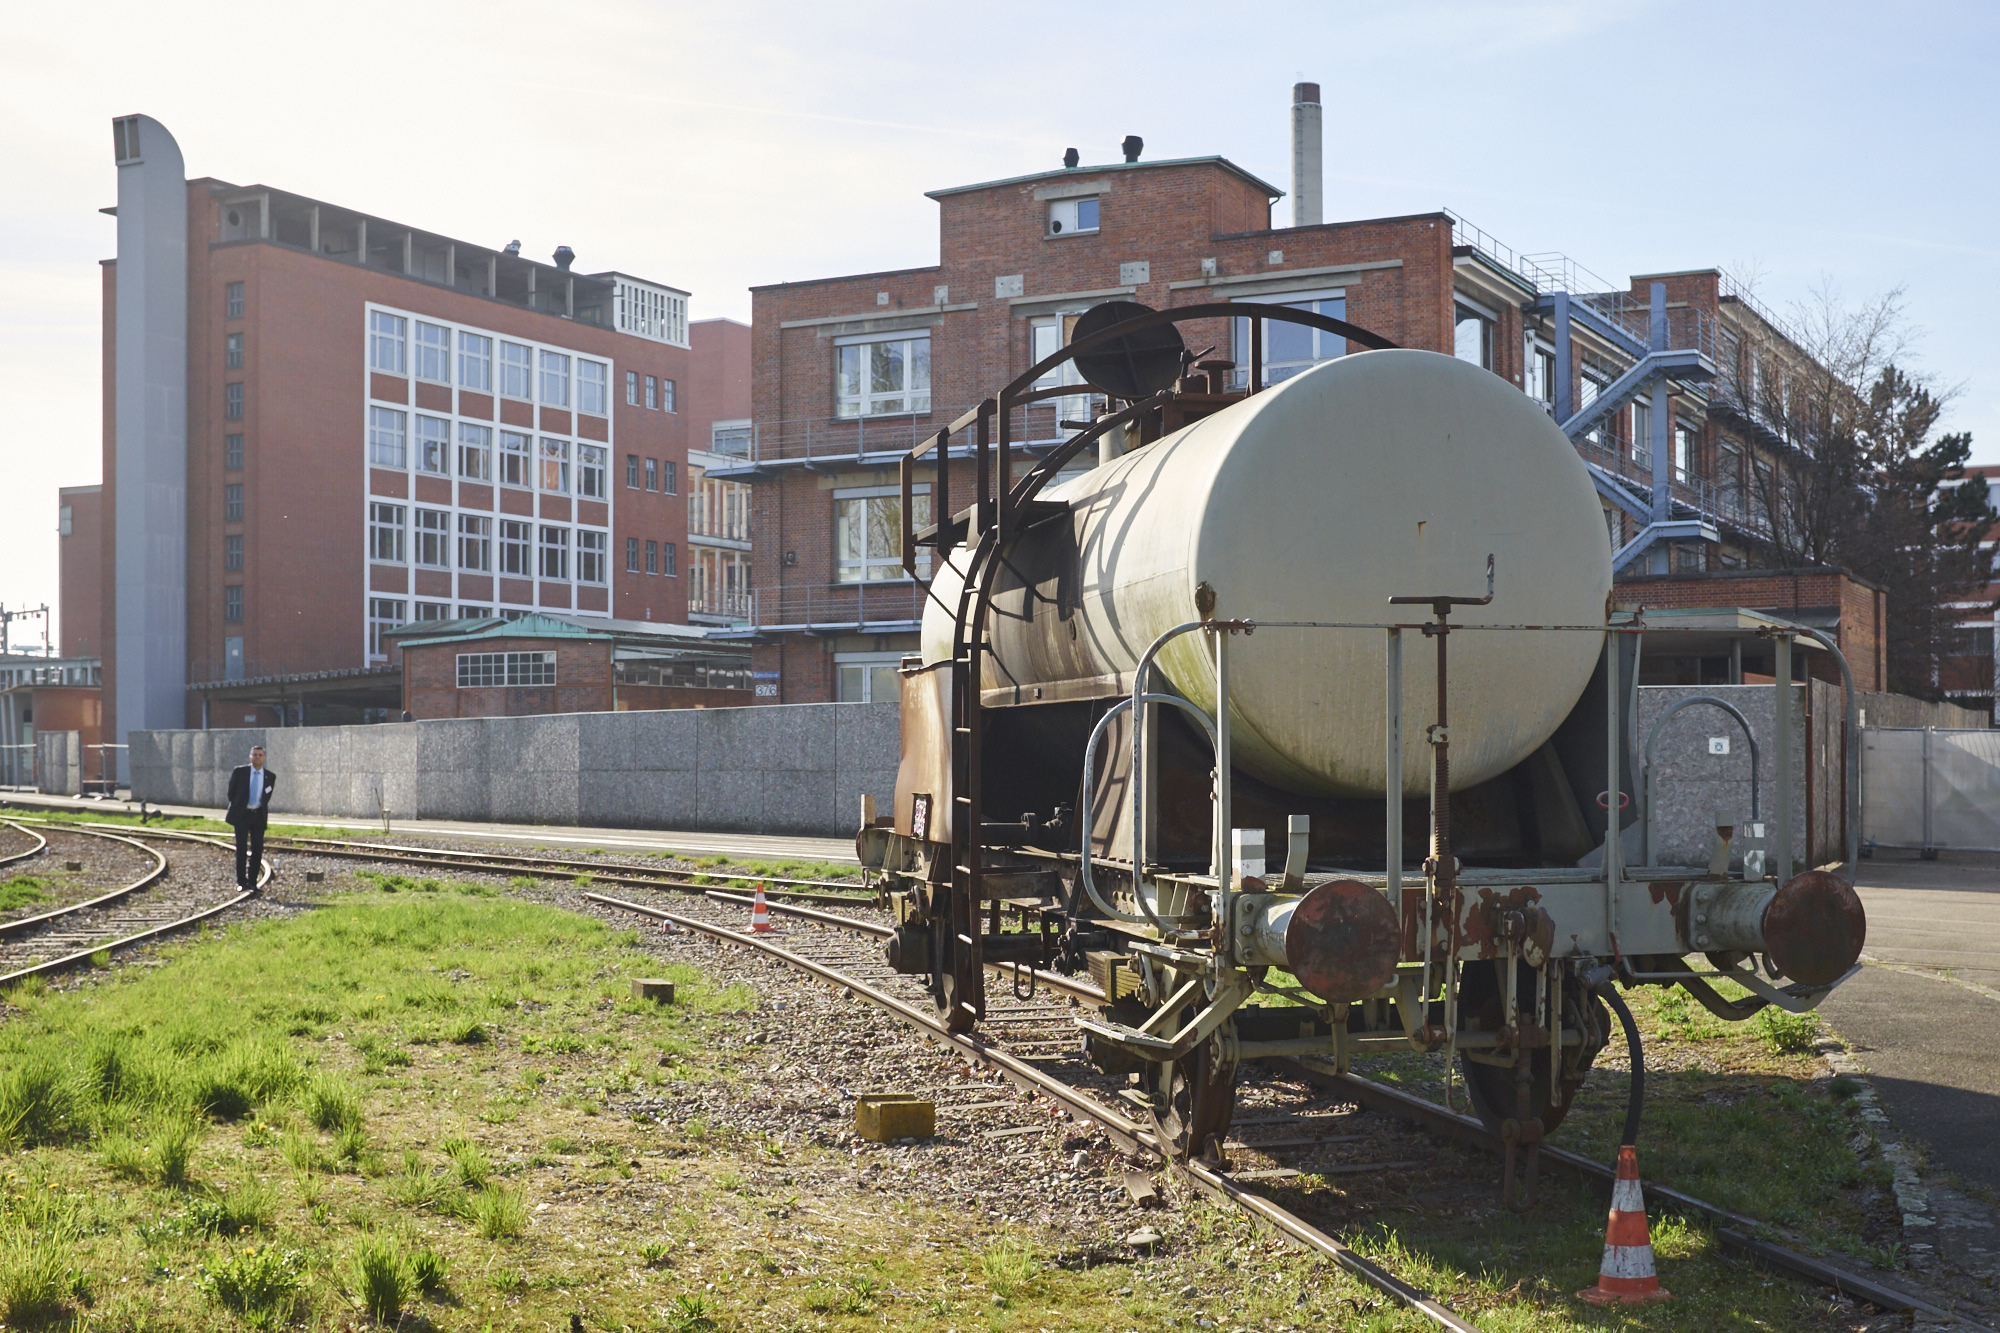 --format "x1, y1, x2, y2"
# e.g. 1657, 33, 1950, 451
855, 1093, 935, 1142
